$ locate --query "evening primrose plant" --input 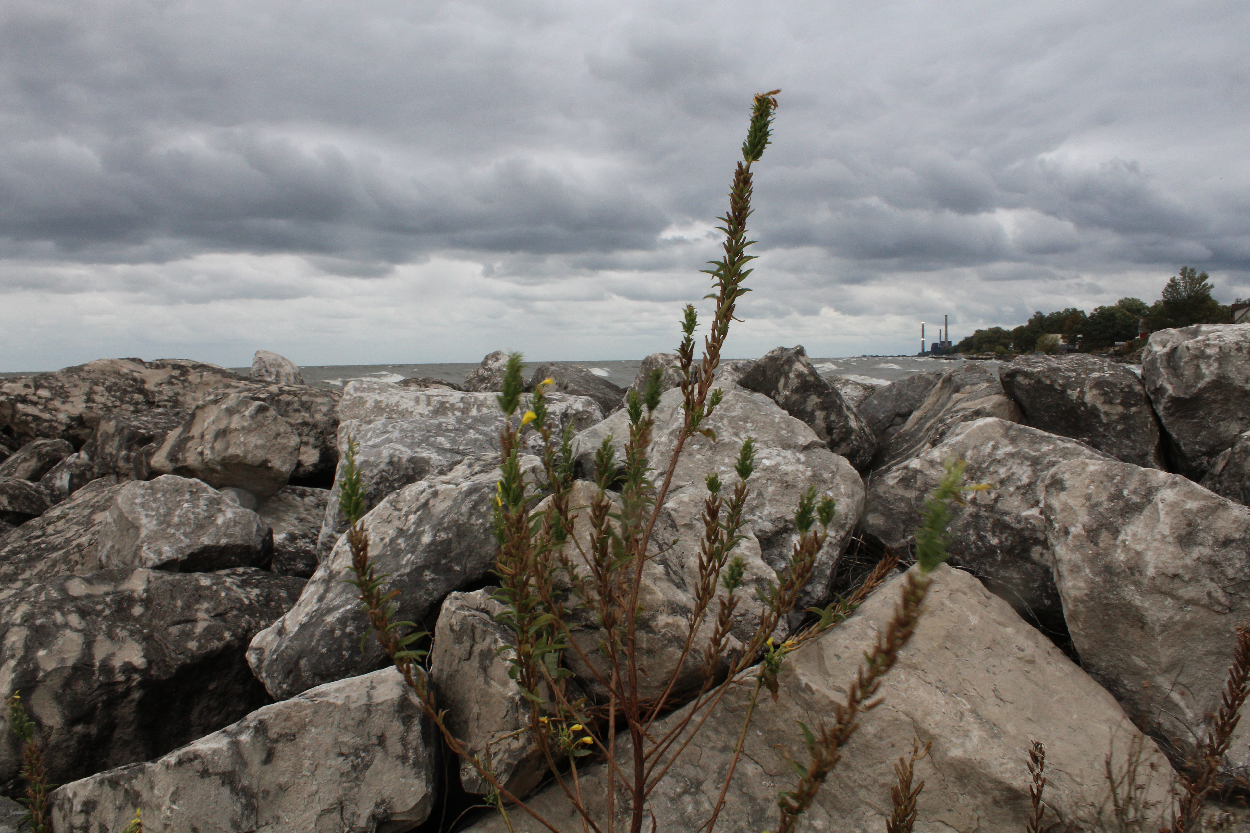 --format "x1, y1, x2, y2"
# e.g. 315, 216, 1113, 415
345, 91, 976, 833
